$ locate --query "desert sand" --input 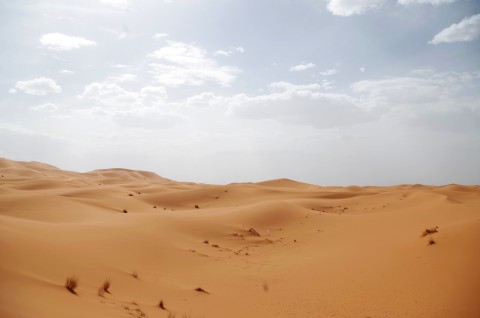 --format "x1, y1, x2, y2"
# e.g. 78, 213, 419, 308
0, 157, 479, 318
